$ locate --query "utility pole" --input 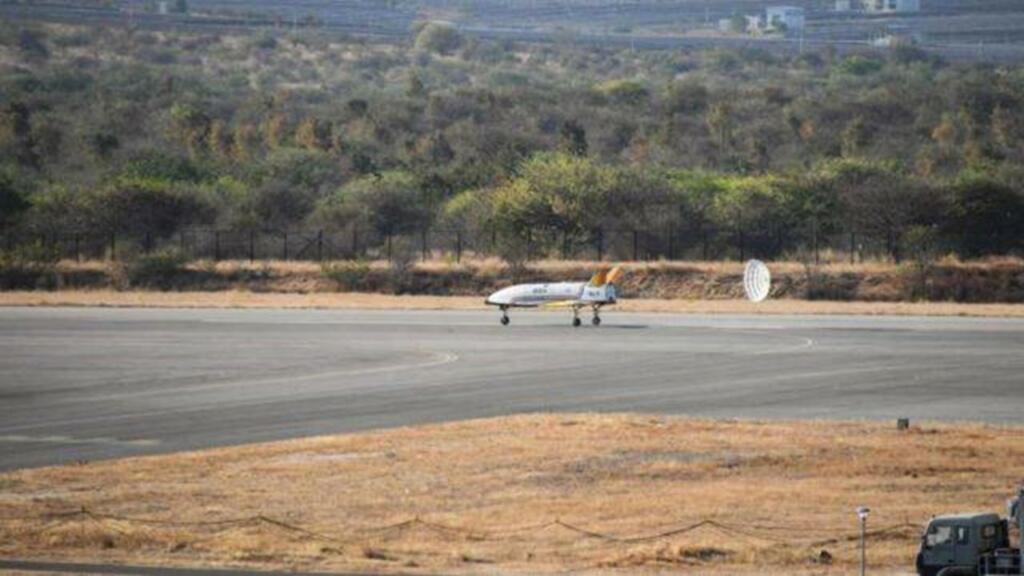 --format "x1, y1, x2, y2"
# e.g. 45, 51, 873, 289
857, 506, 870, 576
